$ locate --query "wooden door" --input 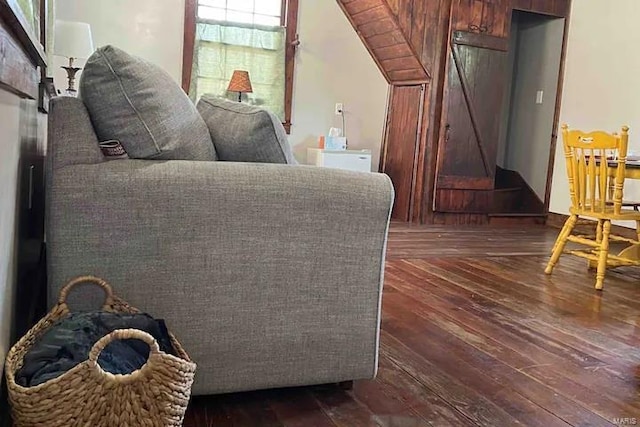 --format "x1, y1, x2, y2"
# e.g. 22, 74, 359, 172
434, 32, 508, 213
381, 85, 424, 221
452, 0, 510, 38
